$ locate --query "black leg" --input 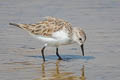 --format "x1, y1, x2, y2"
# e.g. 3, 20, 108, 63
41, 46, 46, 61
56, 48, 62, 60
